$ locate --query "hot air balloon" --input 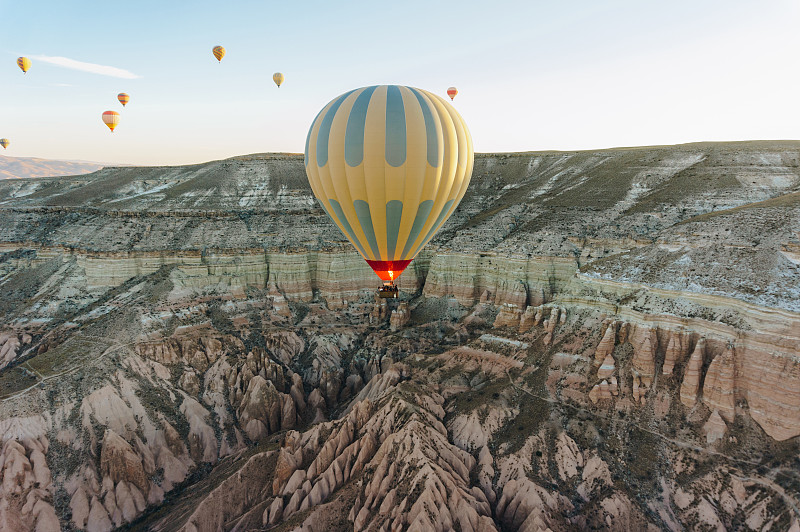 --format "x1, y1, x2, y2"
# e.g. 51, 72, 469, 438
447, 87, 458, 100
212, 46, 226, 62
0, 139, 9, 150
17, 57, 31, 74
305, 85, 473, 298
118, 93, 130, 107
273, 72, 284, 88
102, 111, 120, 132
